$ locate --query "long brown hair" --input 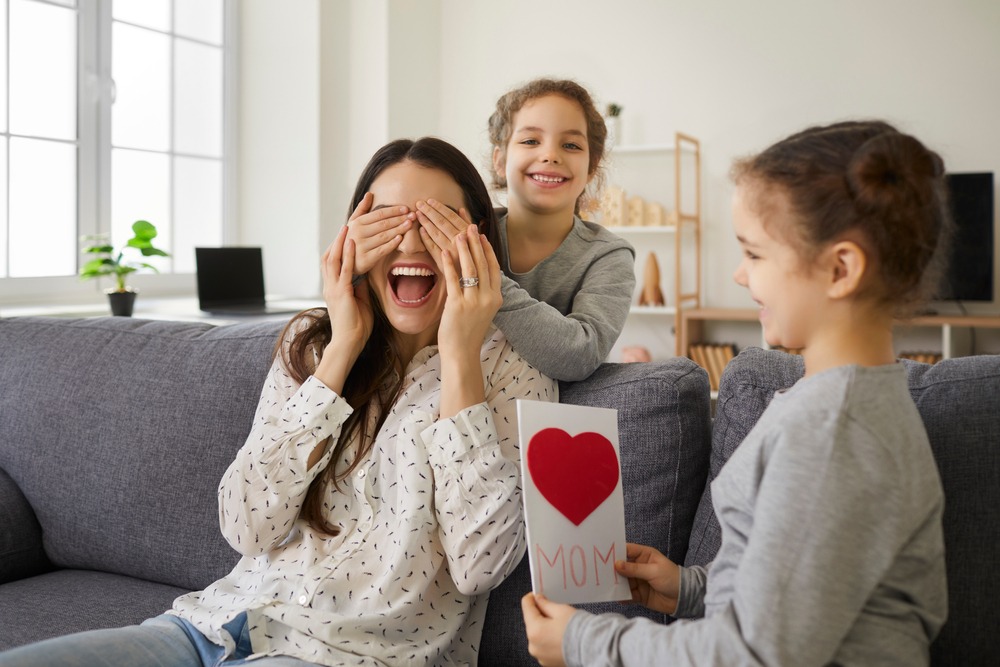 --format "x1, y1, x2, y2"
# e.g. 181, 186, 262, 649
276, 137, 501, 536
731, 120, 953, 316
488, 78, 608, 214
